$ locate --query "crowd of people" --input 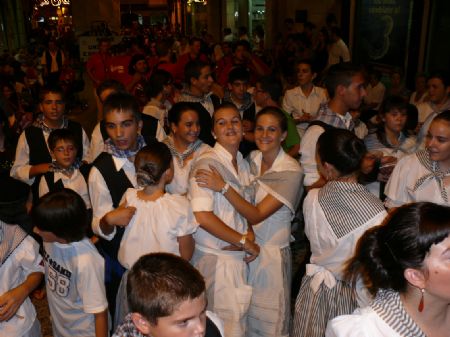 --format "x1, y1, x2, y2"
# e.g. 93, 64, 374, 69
1, 14, 450, 337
